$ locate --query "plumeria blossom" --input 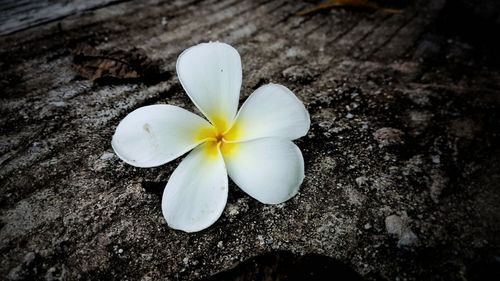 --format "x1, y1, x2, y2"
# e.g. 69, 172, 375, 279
112, 42, 310, 232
